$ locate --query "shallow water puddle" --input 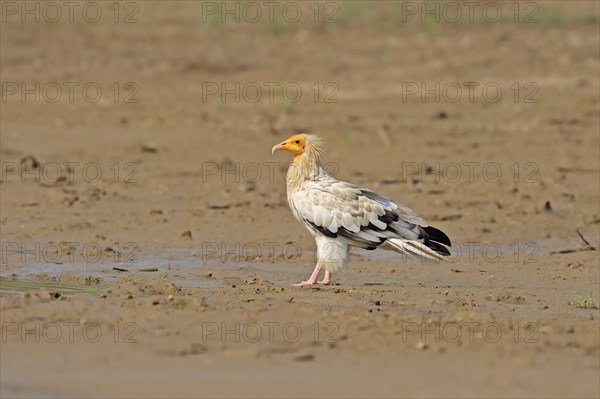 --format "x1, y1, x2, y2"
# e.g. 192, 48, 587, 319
0, 276, 109, 295
1, 235, 596, 292
0, 248, 222, 291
